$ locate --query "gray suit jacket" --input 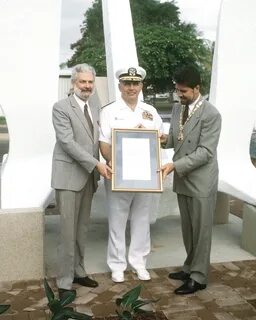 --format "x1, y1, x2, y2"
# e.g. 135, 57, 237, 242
166, 98, 221, 197
51, 95, 100, 191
